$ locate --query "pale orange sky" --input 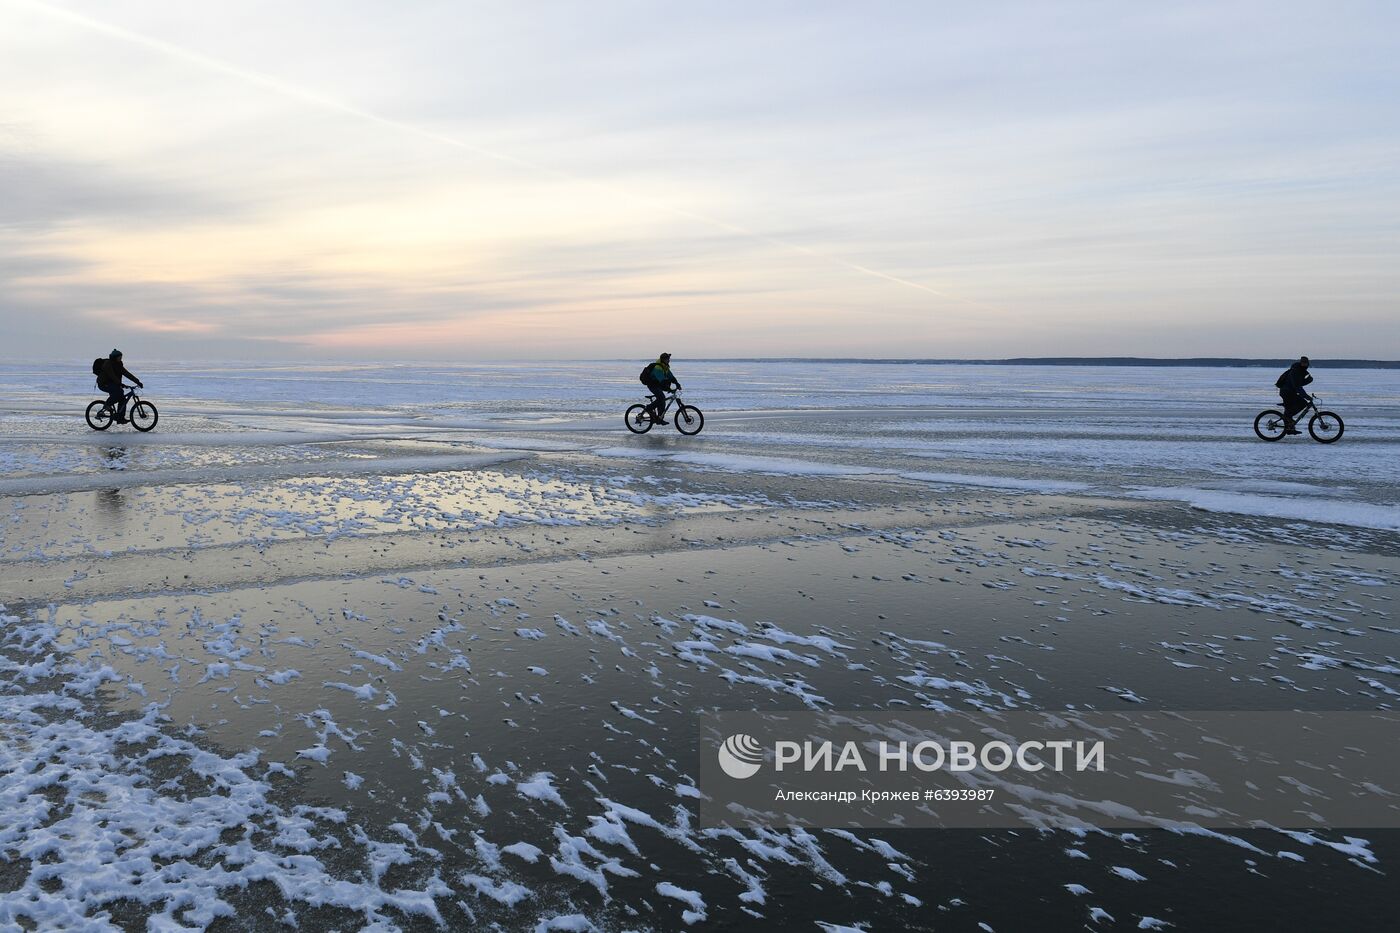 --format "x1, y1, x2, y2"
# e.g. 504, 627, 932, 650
3, 0, 1397, 359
